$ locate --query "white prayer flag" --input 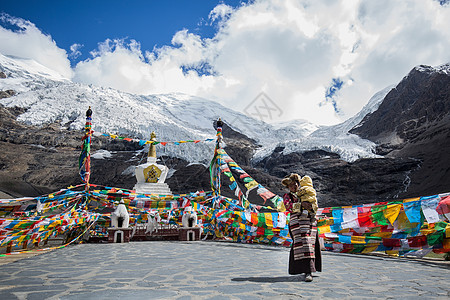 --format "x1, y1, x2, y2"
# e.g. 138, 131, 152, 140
341, 207, 359, 229
421, 197, 440, 224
